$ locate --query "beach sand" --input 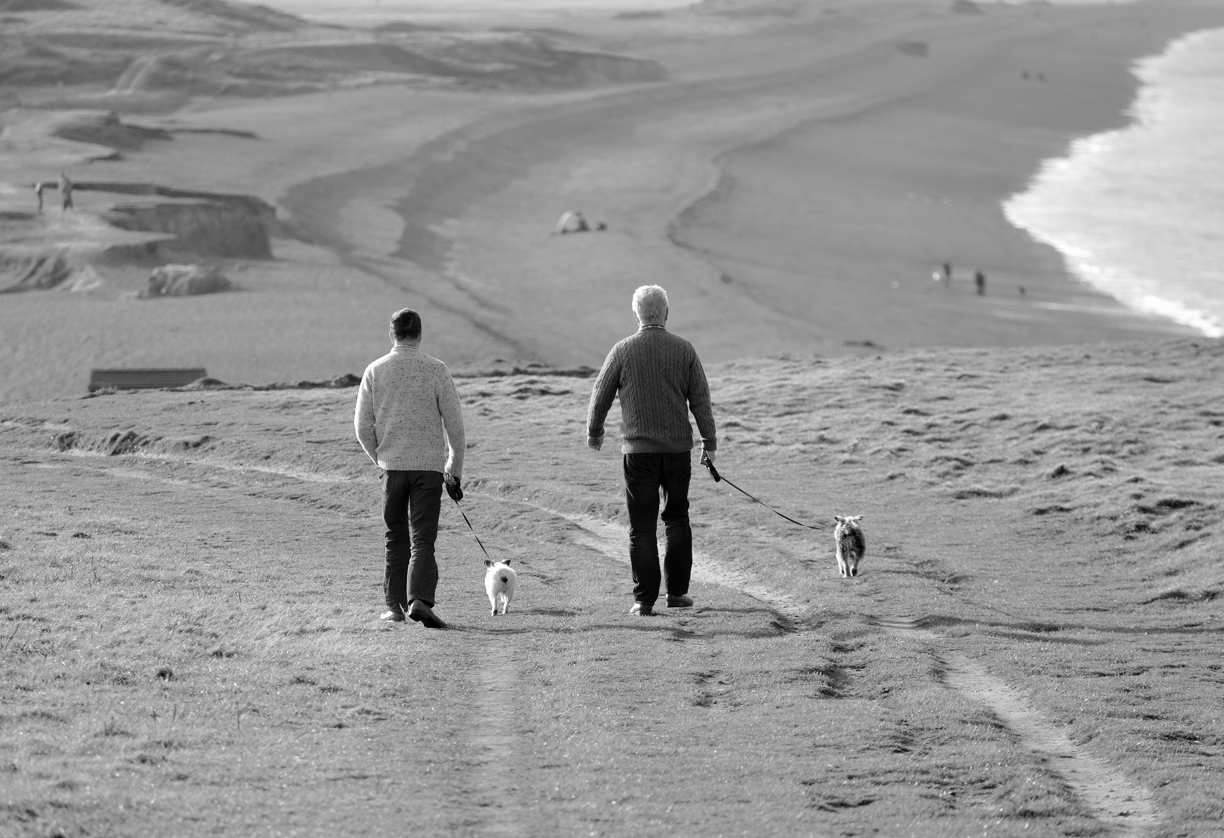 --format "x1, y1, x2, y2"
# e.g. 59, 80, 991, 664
2, 0, 1224, 402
